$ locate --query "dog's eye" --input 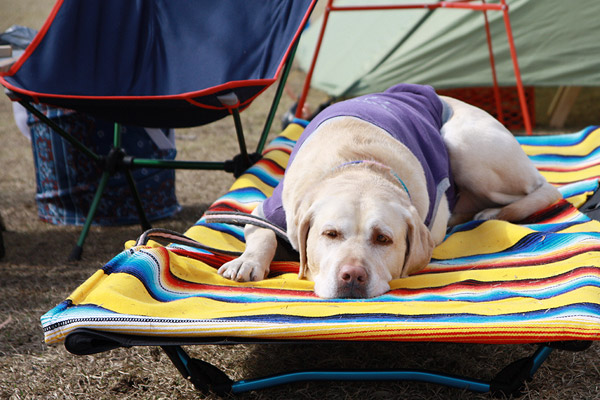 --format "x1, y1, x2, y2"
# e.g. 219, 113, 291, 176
323, 230, 340, 239
374, 234, 392, 245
